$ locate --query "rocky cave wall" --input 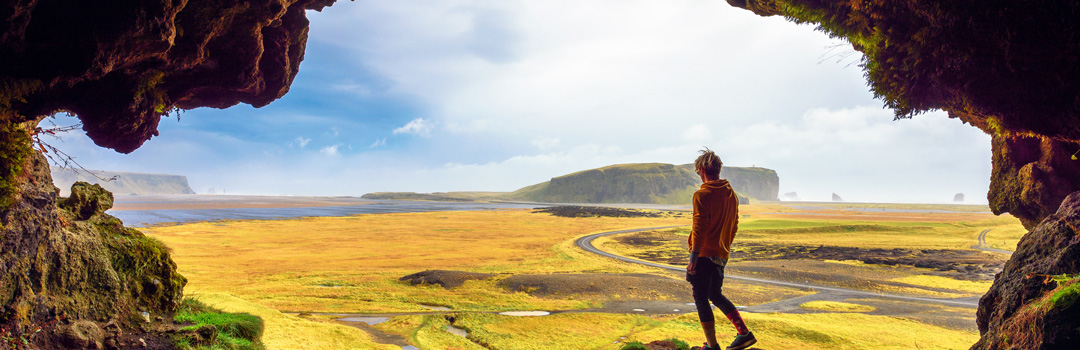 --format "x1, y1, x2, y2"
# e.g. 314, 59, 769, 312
0, 0, 336, 348
725, 1, 1080, 349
